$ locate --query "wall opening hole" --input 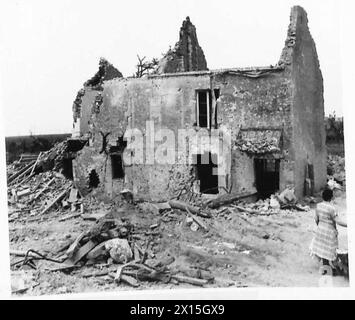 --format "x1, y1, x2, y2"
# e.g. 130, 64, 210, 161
254, 159, 280, 199
62, 158, 74, 180
110, 139, 126, 179
194, 152, 218, 194
89, 169, 100, 188
111, 154, 124, 179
